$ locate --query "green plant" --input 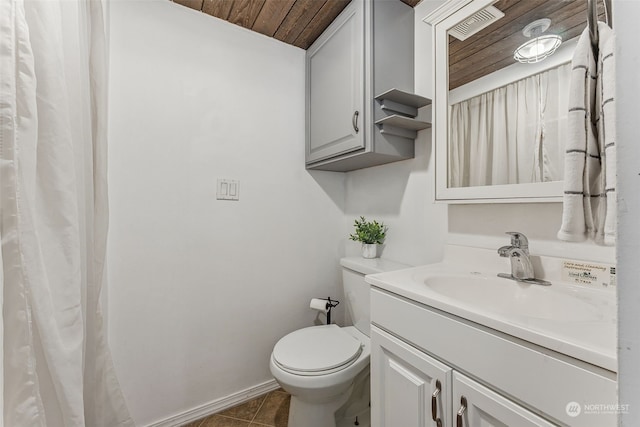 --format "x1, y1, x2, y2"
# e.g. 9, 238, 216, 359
349, 216, 387, 244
